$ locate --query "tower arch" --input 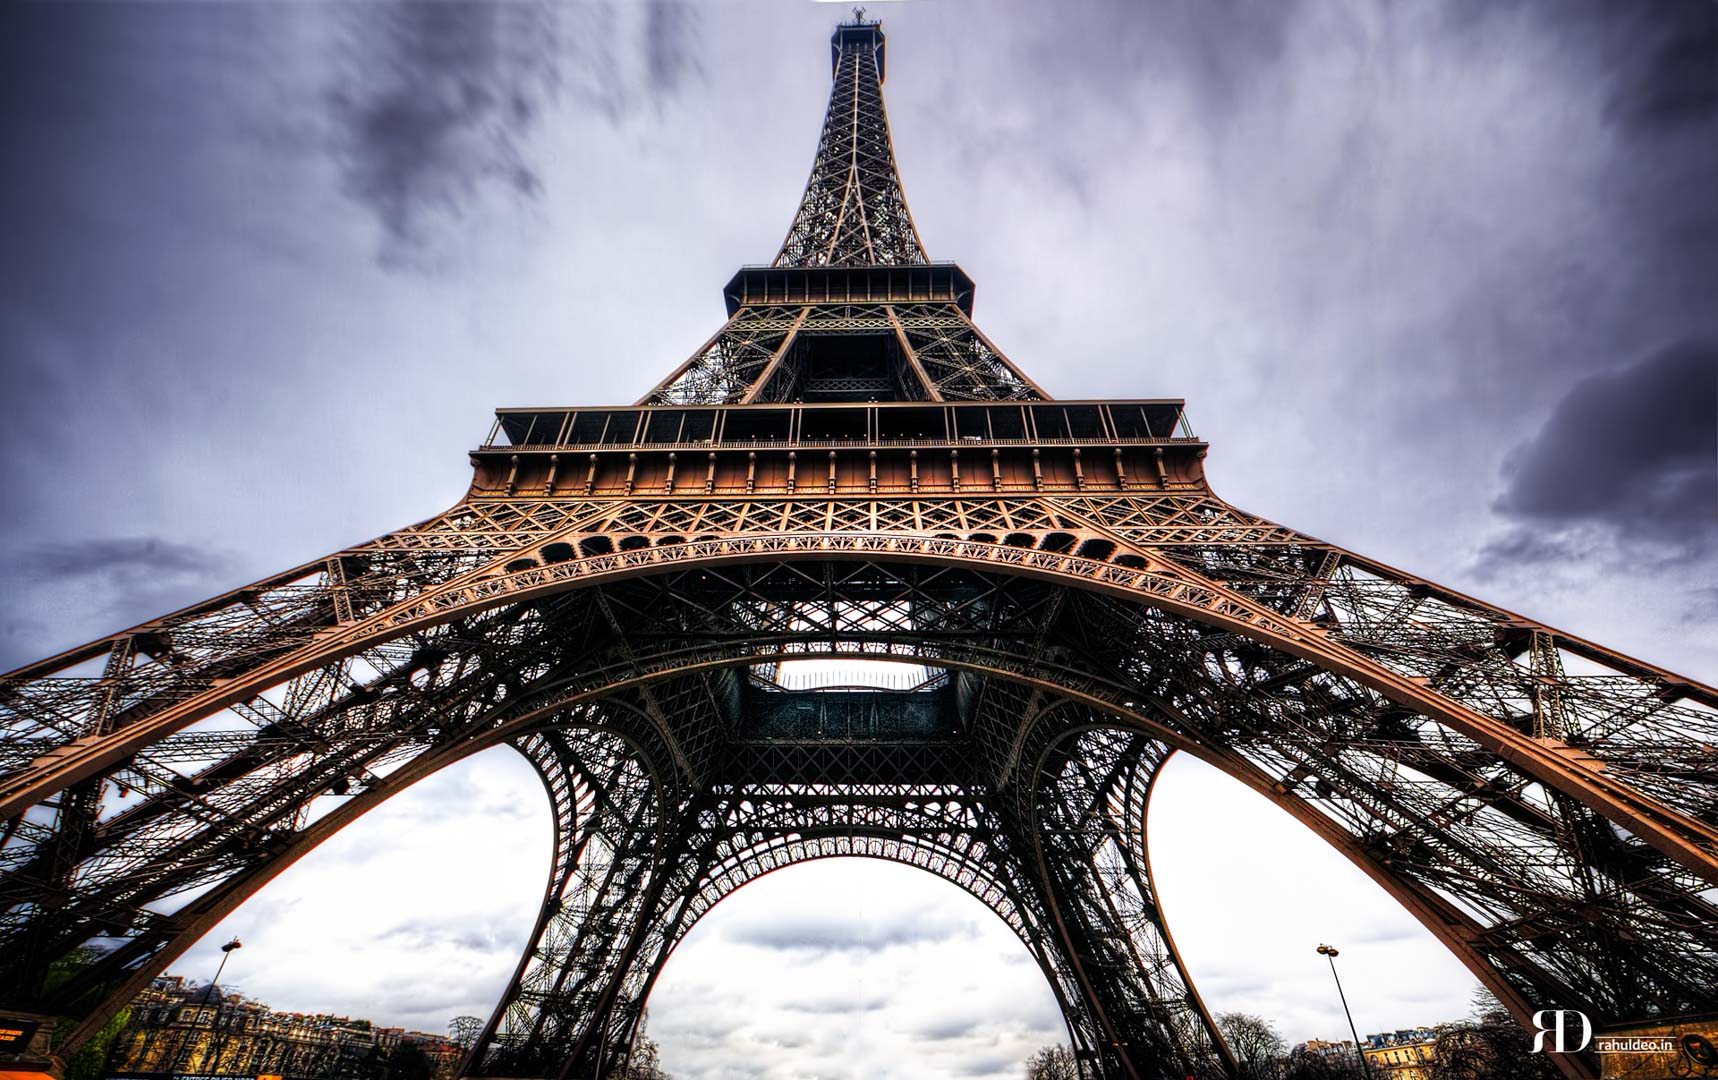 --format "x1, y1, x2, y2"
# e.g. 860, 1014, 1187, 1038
9, 545, 1717, 1078
634, 856, 1072, 1076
